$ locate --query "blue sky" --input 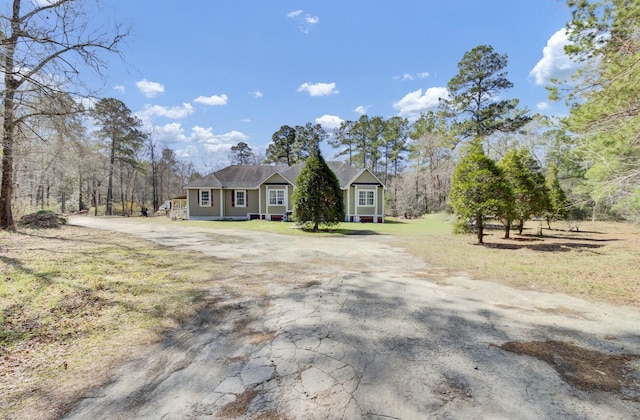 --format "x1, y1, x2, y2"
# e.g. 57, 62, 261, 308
93, 1, 579, 170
